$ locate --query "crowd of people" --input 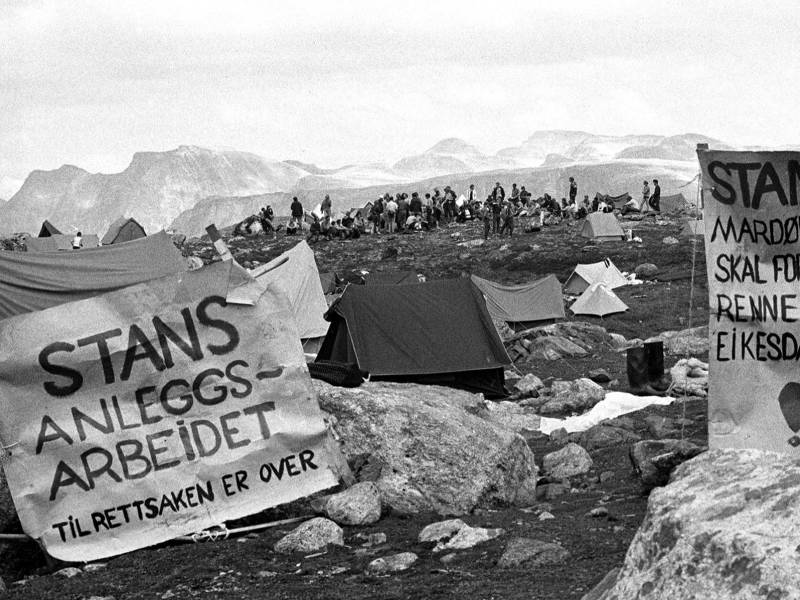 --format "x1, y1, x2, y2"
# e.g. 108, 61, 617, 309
232, 176, 664, 242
